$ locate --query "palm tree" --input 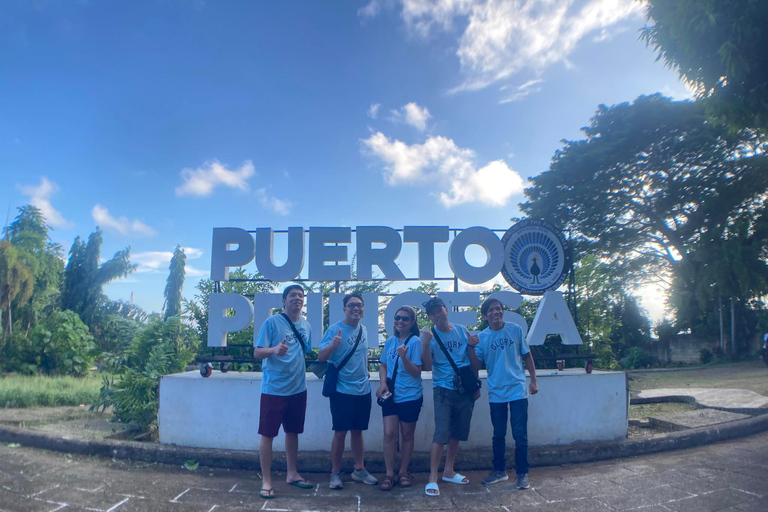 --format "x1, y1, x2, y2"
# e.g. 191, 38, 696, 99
0, 241, 34, 337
